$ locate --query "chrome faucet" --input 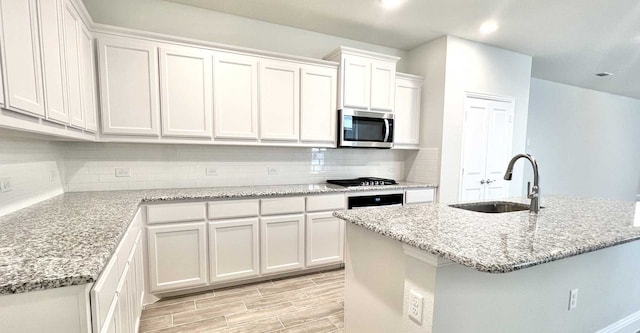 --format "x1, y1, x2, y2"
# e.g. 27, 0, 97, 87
503, 154, 540, 214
